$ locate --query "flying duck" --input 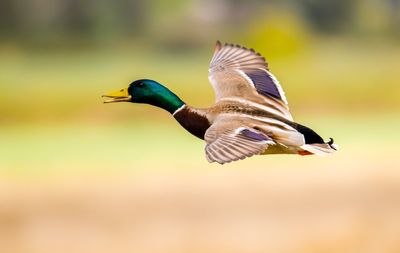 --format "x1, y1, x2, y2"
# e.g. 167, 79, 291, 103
103, 41, 337, 164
